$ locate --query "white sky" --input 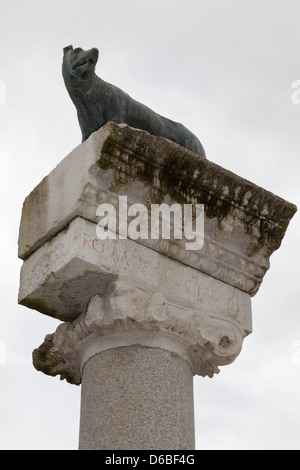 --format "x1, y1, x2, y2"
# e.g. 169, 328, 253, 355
0, 0, 300, 450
